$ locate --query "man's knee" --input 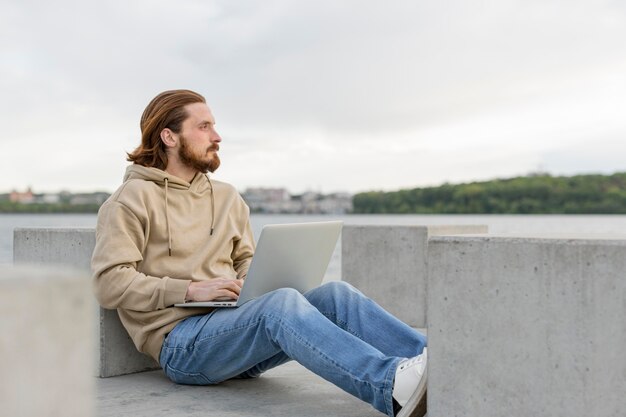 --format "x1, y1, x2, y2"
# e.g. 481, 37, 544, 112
263, 287, 306, 310
324, 280, 354, 291
305, 281, 361, 309
269, 287, 302, 298
258, 288, 321, 326
319, 281, 359, 297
